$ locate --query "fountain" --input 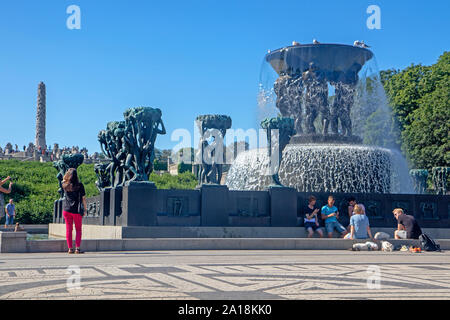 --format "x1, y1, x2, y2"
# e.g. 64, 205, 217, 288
226, 43, 414, 194
50, 43, 448, 237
